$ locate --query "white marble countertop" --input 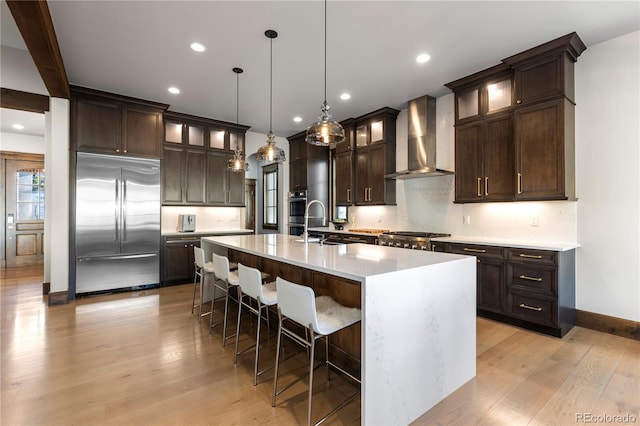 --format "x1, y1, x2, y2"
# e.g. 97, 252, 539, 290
162, 229, 253, 237
202, 233, 467, 282
431, 235, 580, 251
